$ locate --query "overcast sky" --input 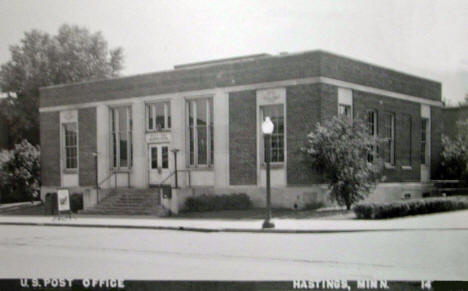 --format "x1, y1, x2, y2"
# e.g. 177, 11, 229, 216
0, 0, 467, 105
